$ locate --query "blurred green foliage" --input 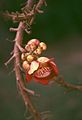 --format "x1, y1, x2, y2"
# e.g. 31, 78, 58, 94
0, 0, 82, 120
